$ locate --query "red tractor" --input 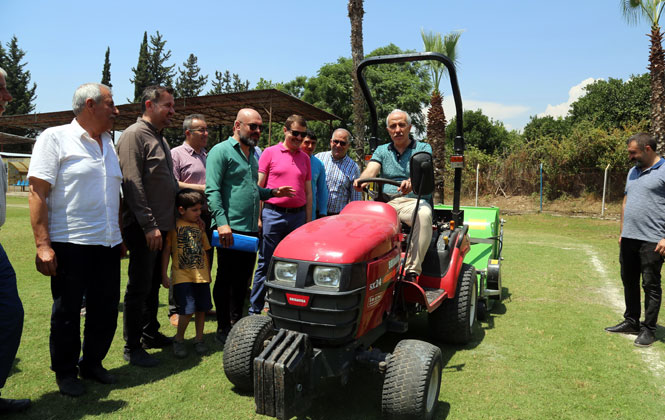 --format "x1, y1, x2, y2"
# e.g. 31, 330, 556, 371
223, 52, 477, 420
